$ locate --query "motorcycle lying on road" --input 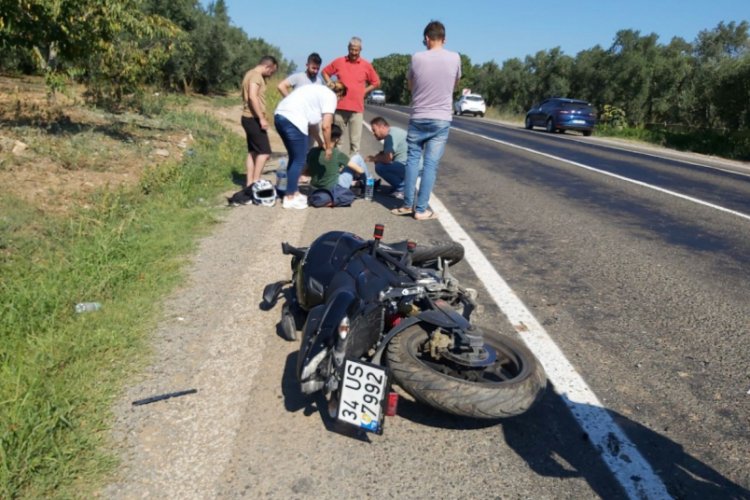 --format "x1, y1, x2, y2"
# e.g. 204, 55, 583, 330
263, 225, 546, 434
